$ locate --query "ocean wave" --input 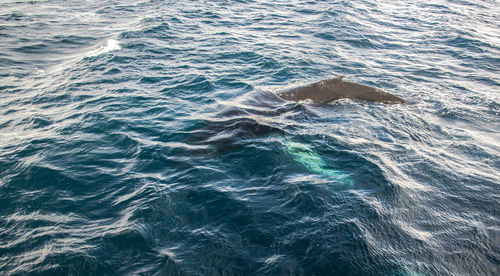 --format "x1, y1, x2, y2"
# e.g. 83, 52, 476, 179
0, 0, 499, 274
